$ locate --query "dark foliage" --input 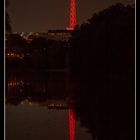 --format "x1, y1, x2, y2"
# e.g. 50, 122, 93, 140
6, 0, 12, 33
6, 34, 27, 49
6, 34, 28, 68
30, 37, 66, 69
70, 3, 135, 140
6, 34, 67, 69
